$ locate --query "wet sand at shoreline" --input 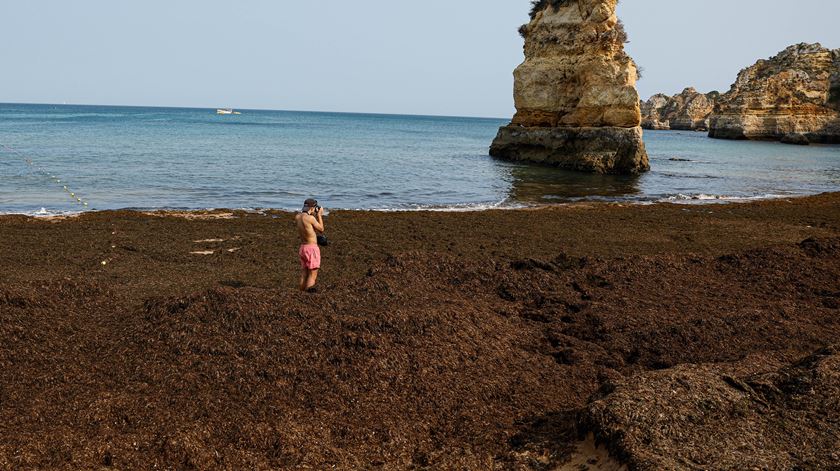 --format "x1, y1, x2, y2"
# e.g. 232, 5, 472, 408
1, 193, 839, 469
